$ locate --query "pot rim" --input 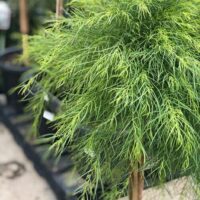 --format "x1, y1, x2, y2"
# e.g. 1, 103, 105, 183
0, 46, 30, 72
